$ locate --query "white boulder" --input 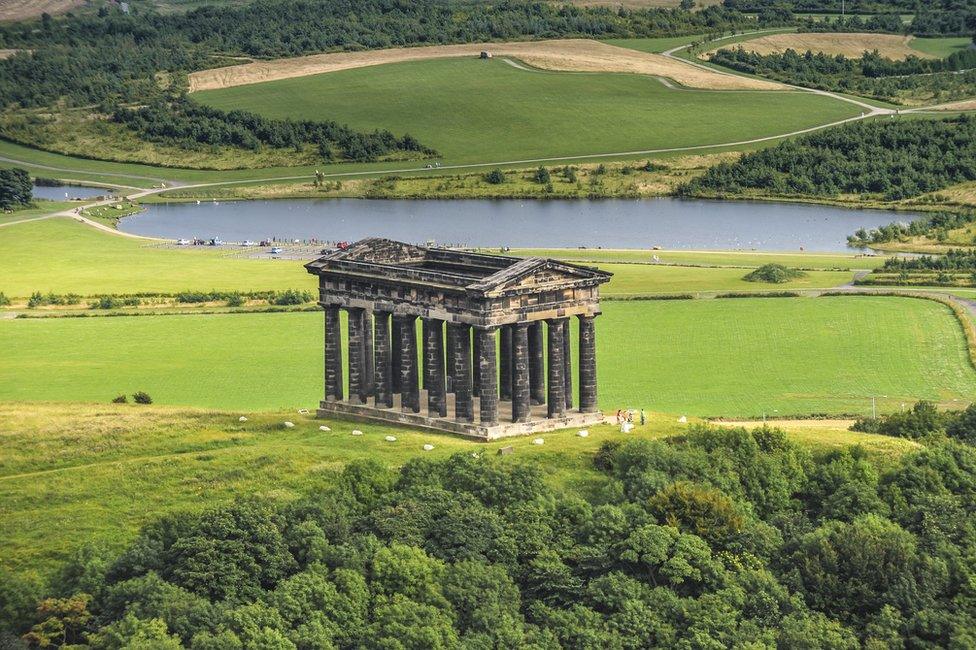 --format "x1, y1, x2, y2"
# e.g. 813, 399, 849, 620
239, 416, 248, 422
577, 430, 589, 438
532, 438, 545, 445
351, 430, 364, 436
283, 421, 295, 428
678, 415, 688, 423
384, 435, 397, 442
423, 444, 435, 451
319, 426, 331, 432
